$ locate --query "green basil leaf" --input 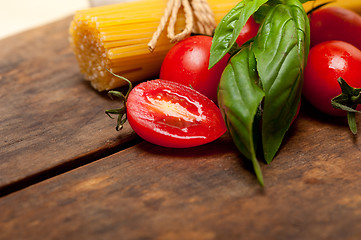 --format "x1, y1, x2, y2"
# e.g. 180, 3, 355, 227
299, 0, 312, 3
218, 45, 265, 186
253, 0, 281, 23
252, 0, 310, 163
209, 0, 269, 69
